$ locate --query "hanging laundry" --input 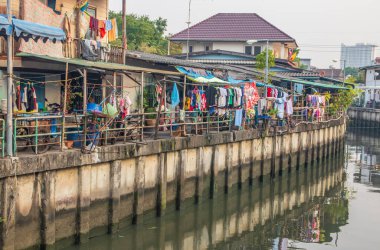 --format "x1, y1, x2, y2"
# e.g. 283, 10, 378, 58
108, 18, 118, 42
257, 98, 267, 116
227, 88, 234, 107
26, 84, 37, 112
205, 86, 217, 107
63, 14, 73, 42
217, 88, 227, 108
284, 94, 293, 115
78, 12, 90, 39
235, 109, 243, 127
89, 16, 99, 35
275, 98, 285, 119
294, 83, 304, 94
233, 87, 242, 108
171, 83, 180, 108
98, 20, 106, 39
105, 20, 113, 31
